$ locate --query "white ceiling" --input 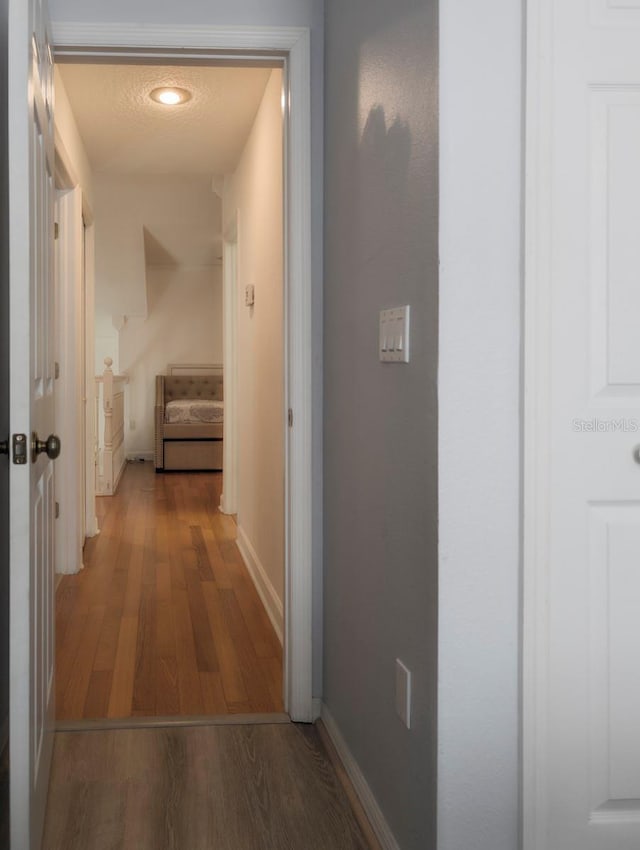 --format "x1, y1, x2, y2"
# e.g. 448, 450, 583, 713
57, 63, 273, 175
